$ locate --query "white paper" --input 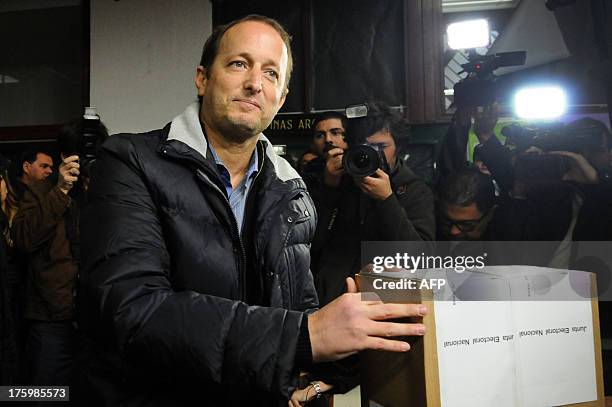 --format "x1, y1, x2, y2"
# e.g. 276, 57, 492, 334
431, 266, 597, 407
